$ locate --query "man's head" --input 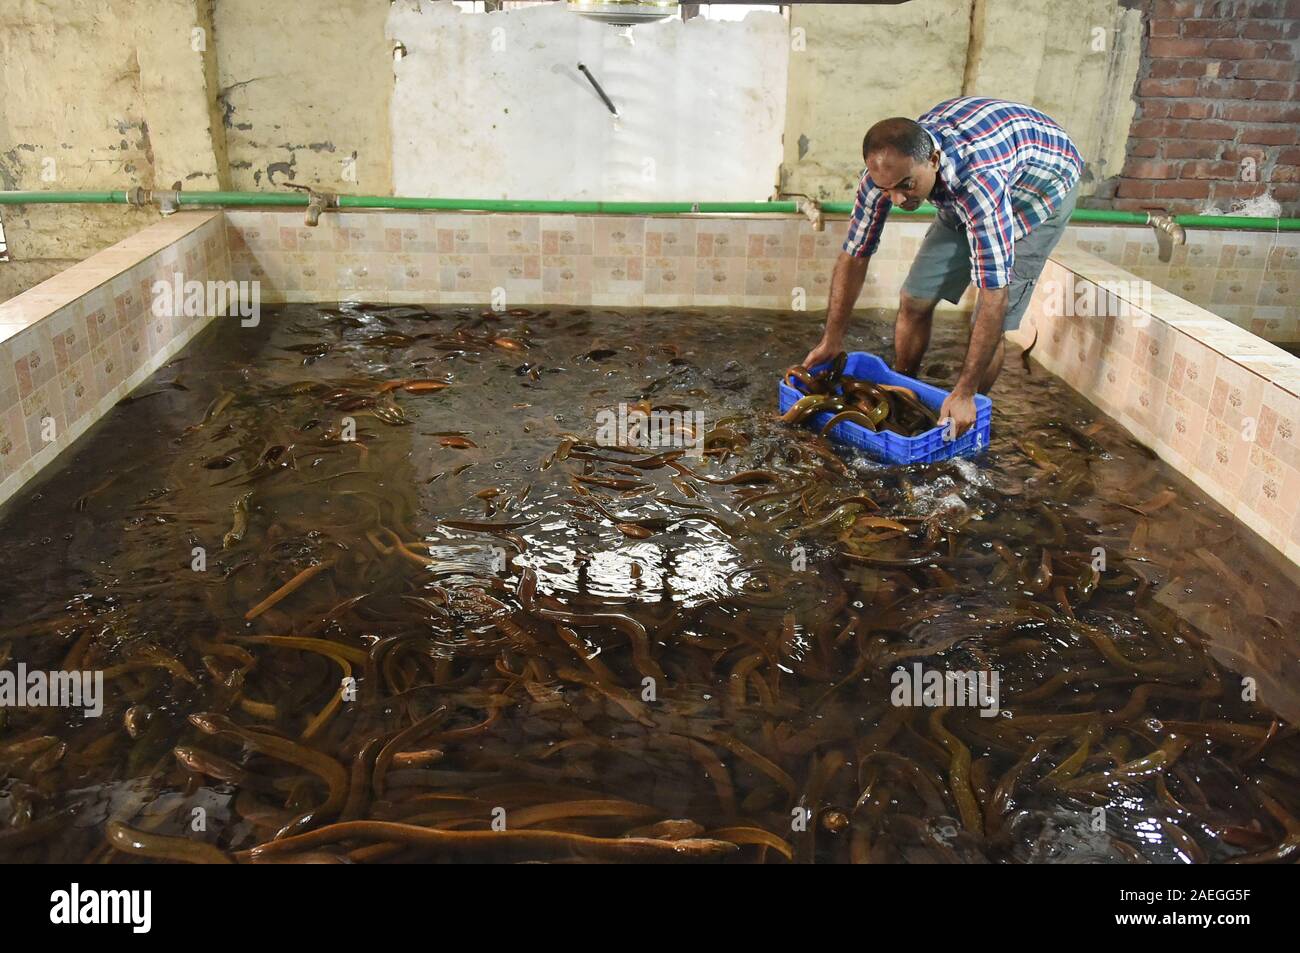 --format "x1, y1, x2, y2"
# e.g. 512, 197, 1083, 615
862, 118, 940, 211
